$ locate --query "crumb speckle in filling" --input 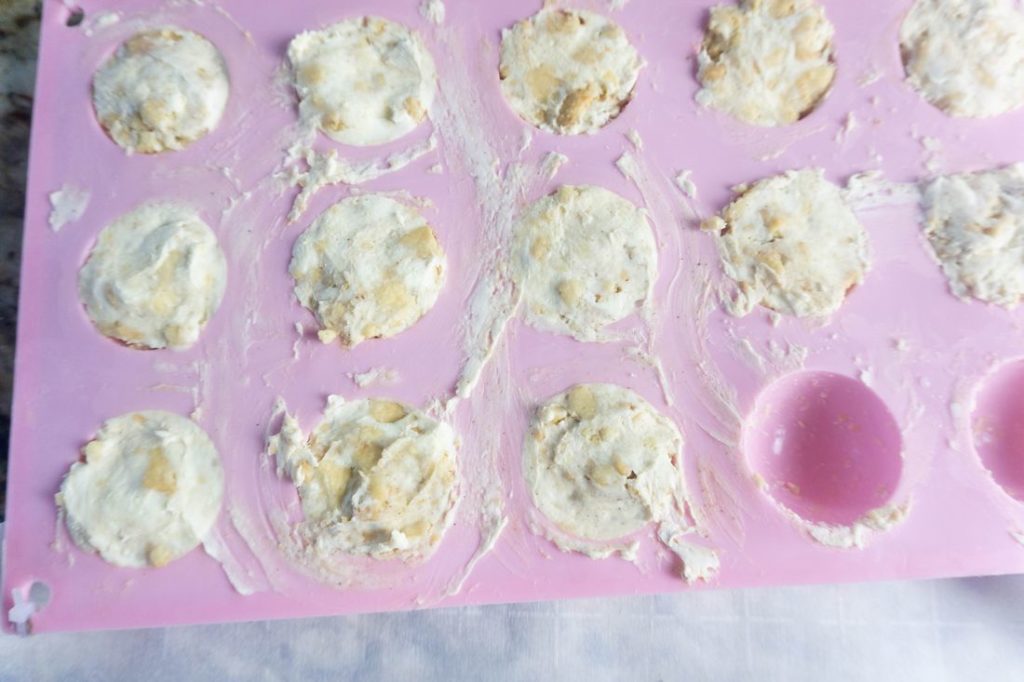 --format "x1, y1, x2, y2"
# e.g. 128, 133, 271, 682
268, 395, 459, 560
92, 27, 229, 154
512, 185, 657, 341
696, 0, 836, 126
498, 8, 643, 135
57, 411, 224, 568
922, 163, 1024, 306
290, 195, 447, 348
78, 202, 227, 350
524, 383, 683, 542
900, 0, 1024, 118
704, 169, 870, 318
288, 17, 436, 146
